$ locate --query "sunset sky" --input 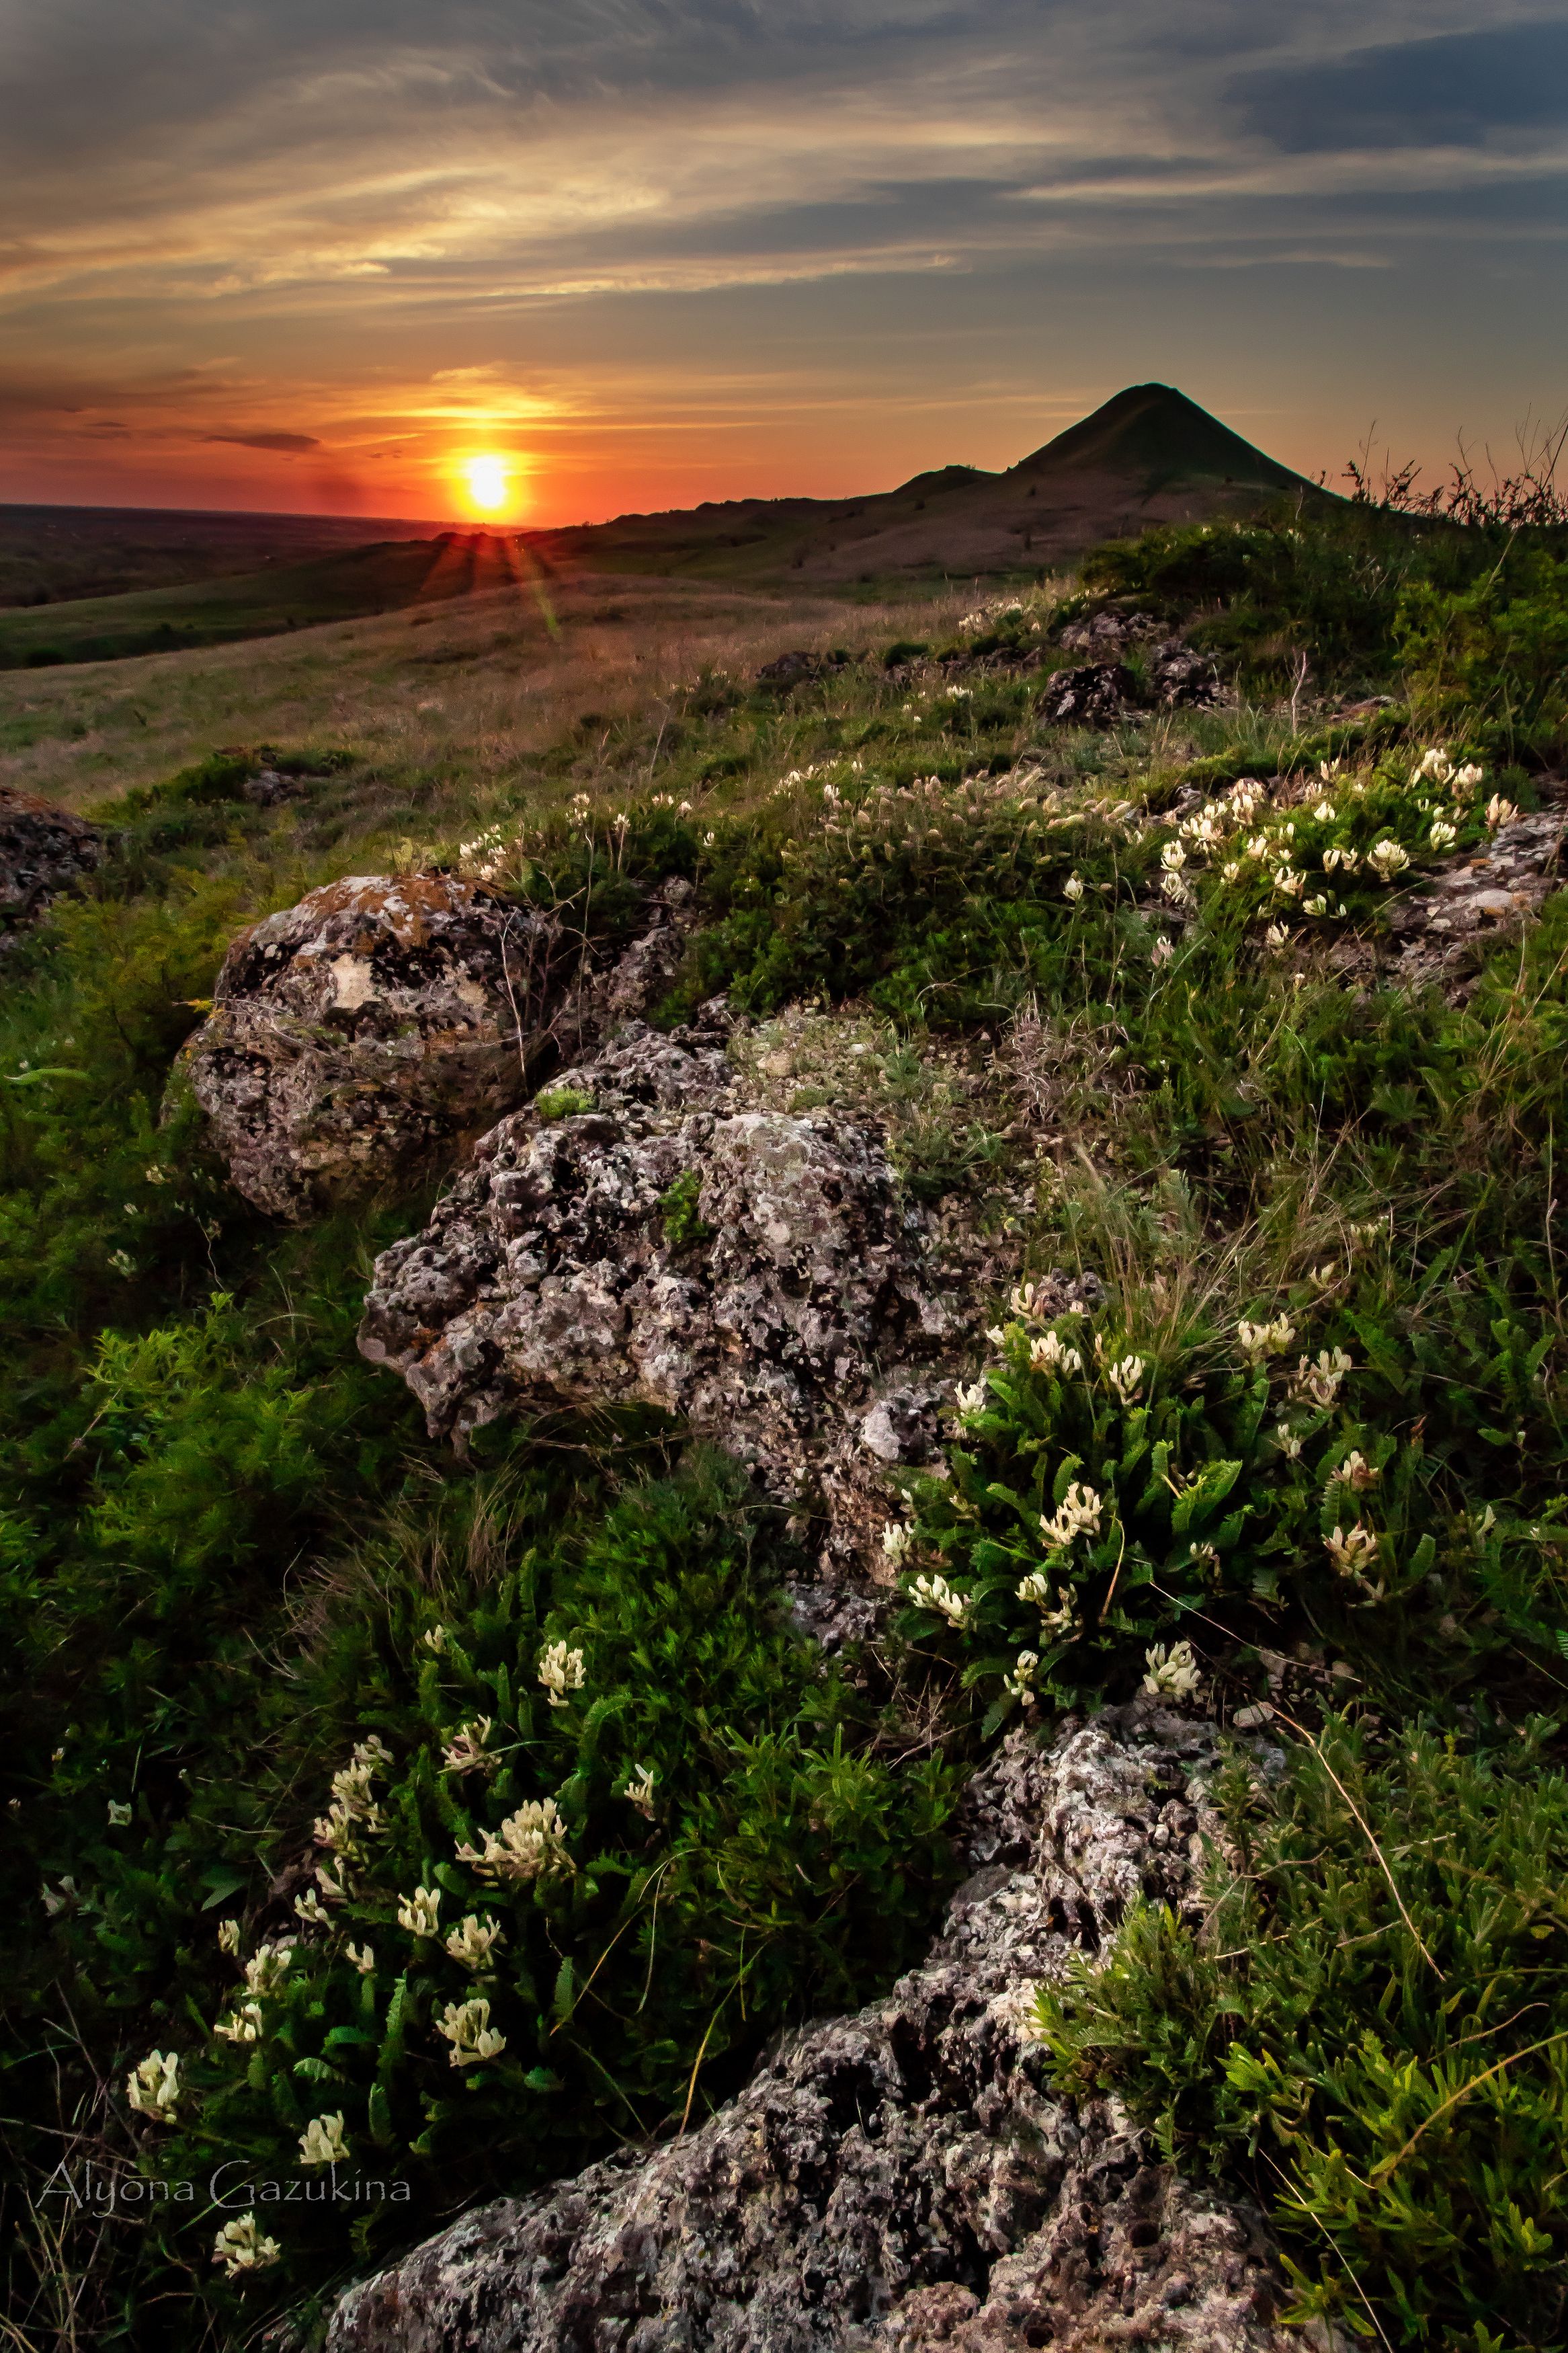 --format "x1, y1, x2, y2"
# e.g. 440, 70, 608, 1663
3, 1, 1565, 525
